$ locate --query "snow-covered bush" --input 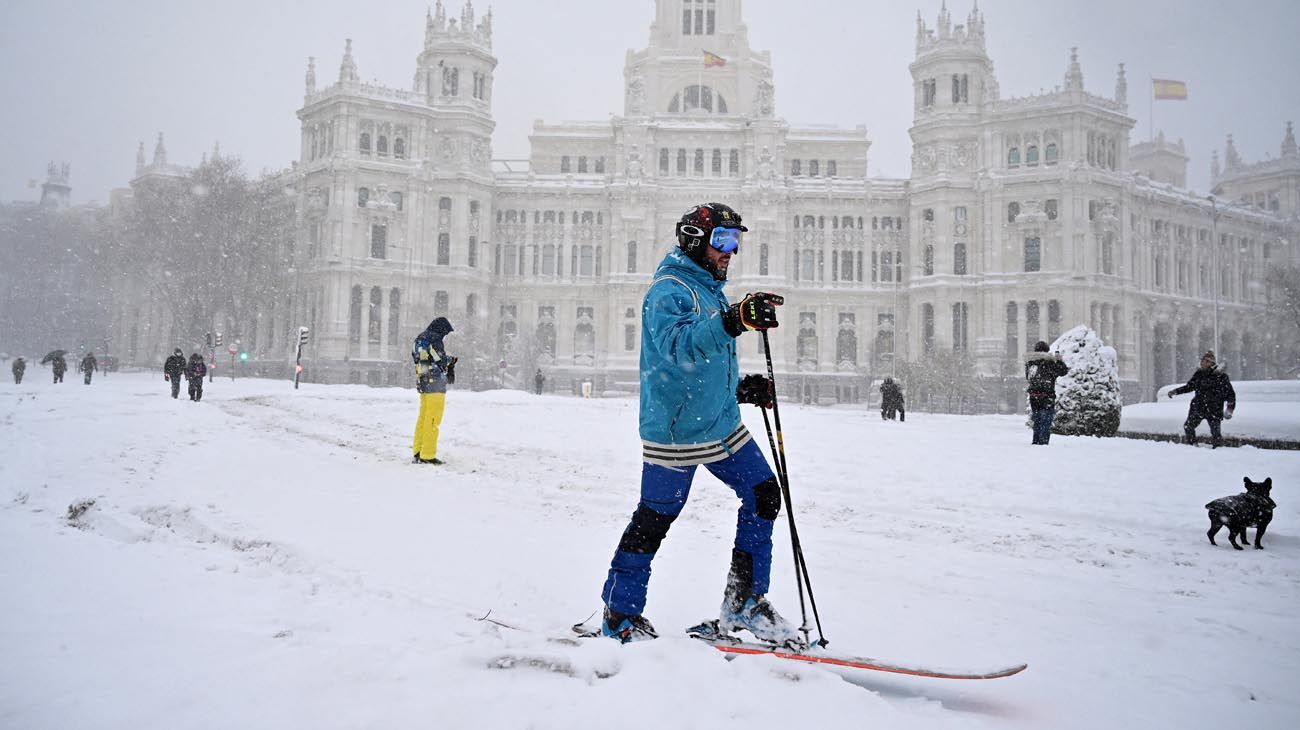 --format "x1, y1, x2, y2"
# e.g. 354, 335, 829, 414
1050, 325, 1122, 436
